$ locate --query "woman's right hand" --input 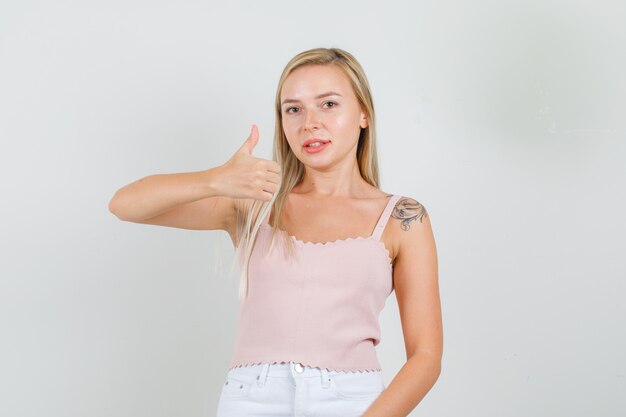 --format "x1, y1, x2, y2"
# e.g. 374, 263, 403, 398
213, 124, 281, 202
